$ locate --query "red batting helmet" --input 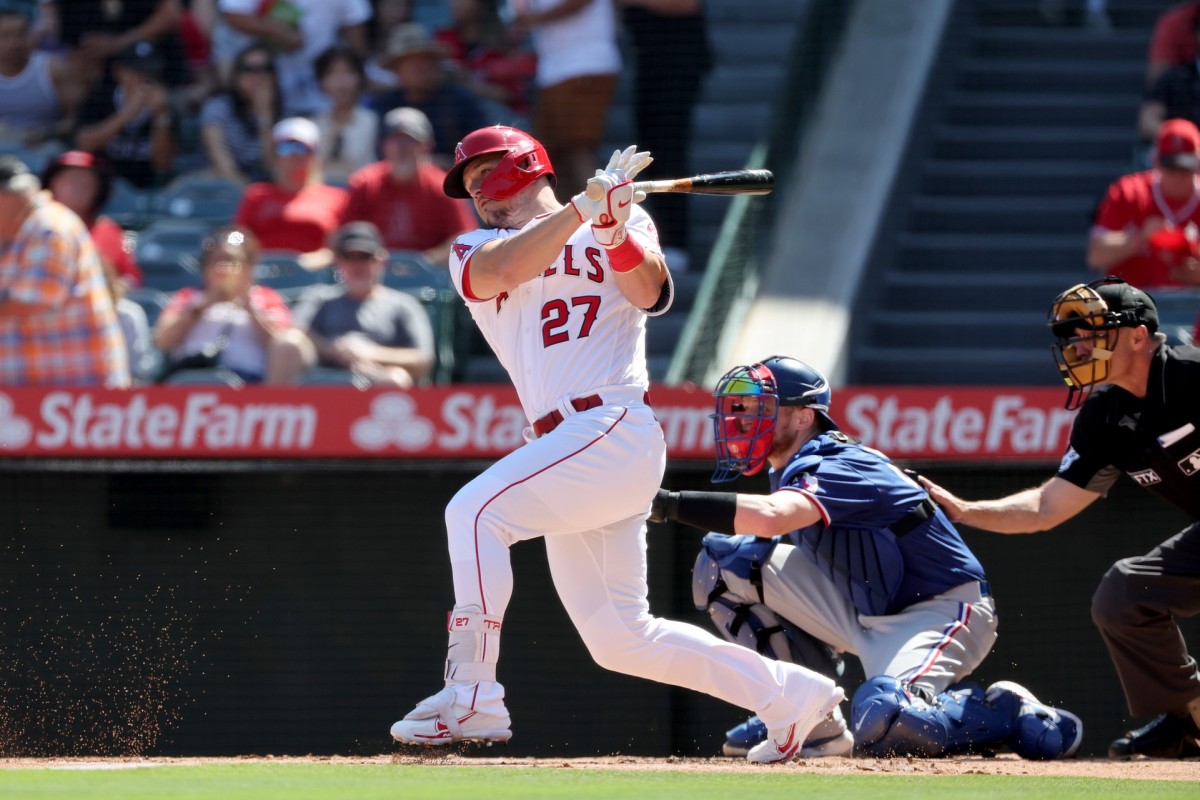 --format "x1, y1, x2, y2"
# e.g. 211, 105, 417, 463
442, 125, 556, 200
